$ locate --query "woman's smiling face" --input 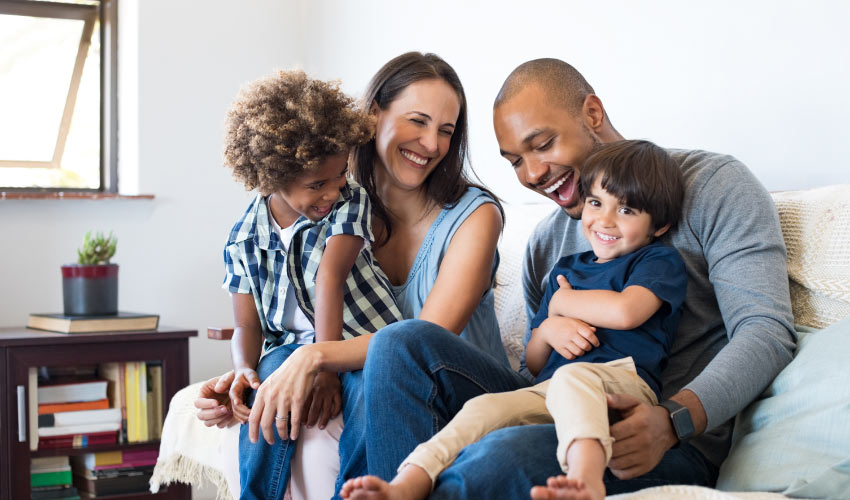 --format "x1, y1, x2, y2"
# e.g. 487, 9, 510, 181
372, 78, 461, 193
